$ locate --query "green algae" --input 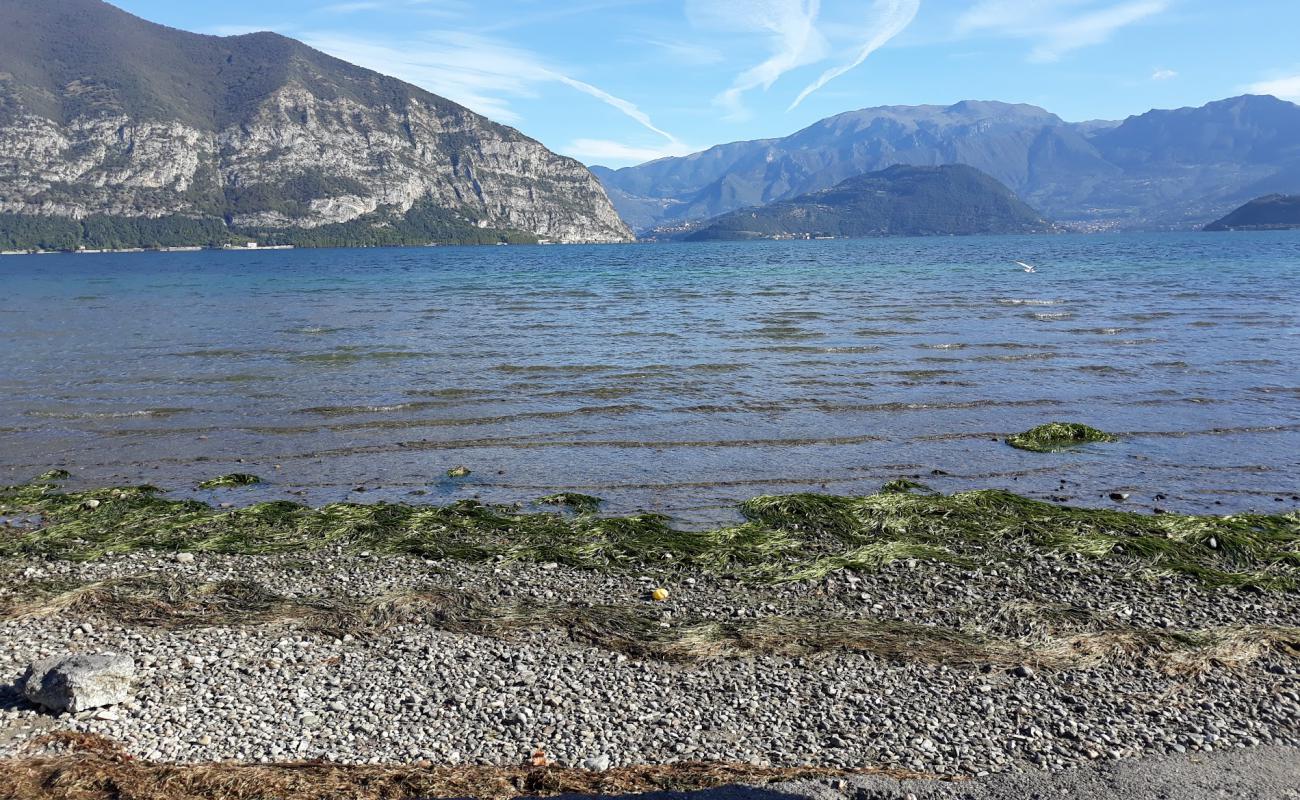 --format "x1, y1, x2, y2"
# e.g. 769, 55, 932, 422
878, 479, 936, 495
36, 469, 71, 482
1, 480, 1296, 588
446, 466, 472, 478
537, 493, 603, 513
1007, 423, 1118, 452
197, 474, 264, 489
